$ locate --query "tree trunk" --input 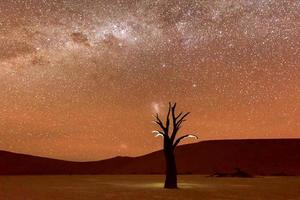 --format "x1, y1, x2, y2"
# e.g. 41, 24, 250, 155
164, 141, 177, 189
